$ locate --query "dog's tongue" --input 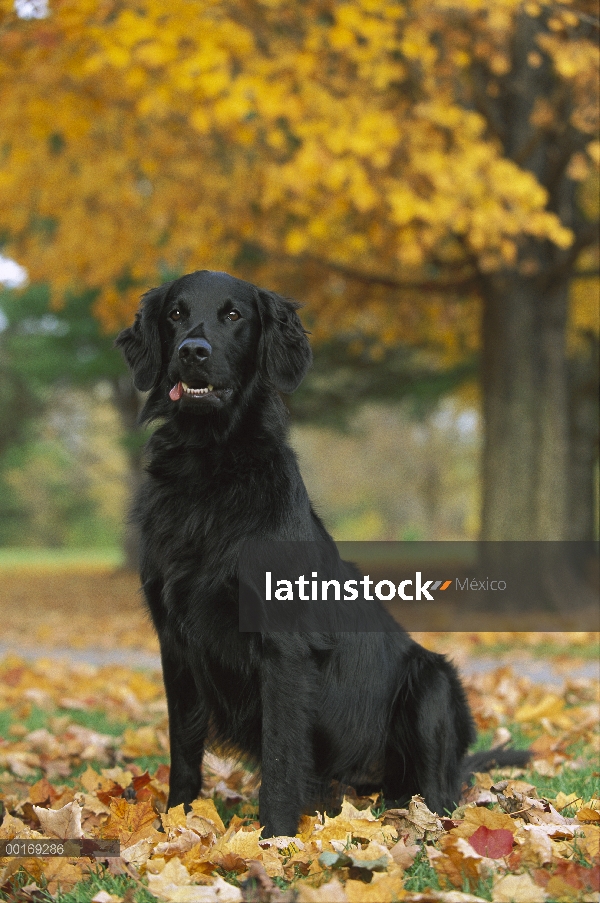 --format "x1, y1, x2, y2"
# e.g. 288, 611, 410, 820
169, 382, 183, 402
